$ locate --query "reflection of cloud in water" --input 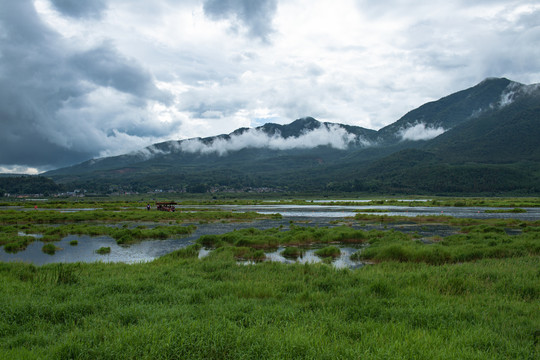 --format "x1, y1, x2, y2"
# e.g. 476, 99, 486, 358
261, 246, 365, 269
198, 248, 211, 259
258, 211, 358, 218
203, 245, 365, 269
